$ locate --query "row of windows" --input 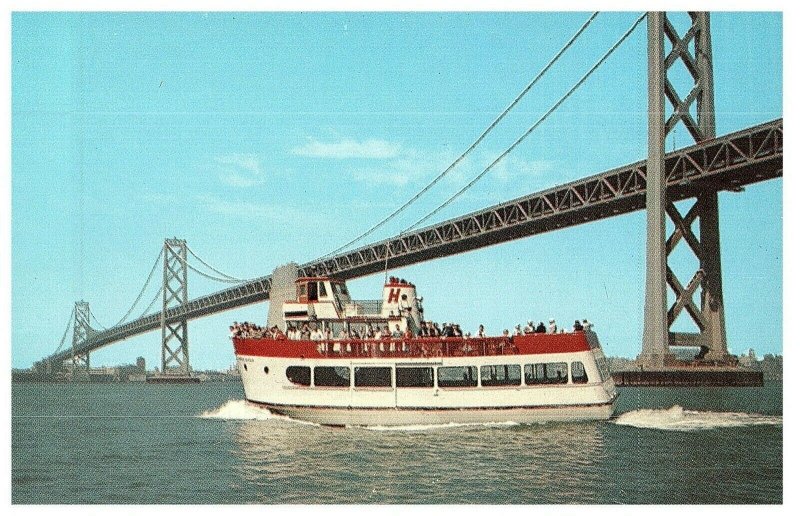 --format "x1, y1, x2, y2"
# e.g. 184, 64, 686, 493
284, 362, 589, 388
